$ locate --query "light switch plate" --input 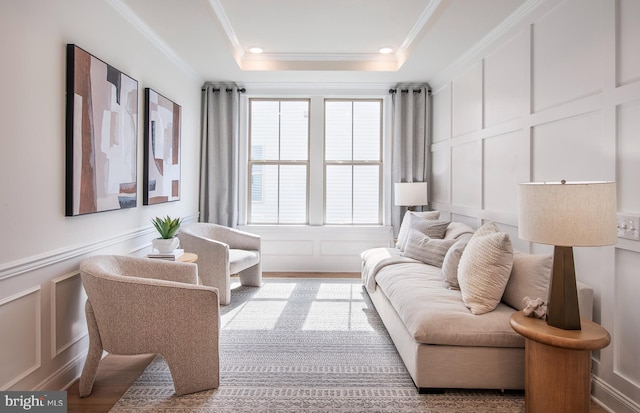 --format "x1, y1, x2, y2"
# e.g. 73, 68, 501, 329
617, 213, 640, 240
